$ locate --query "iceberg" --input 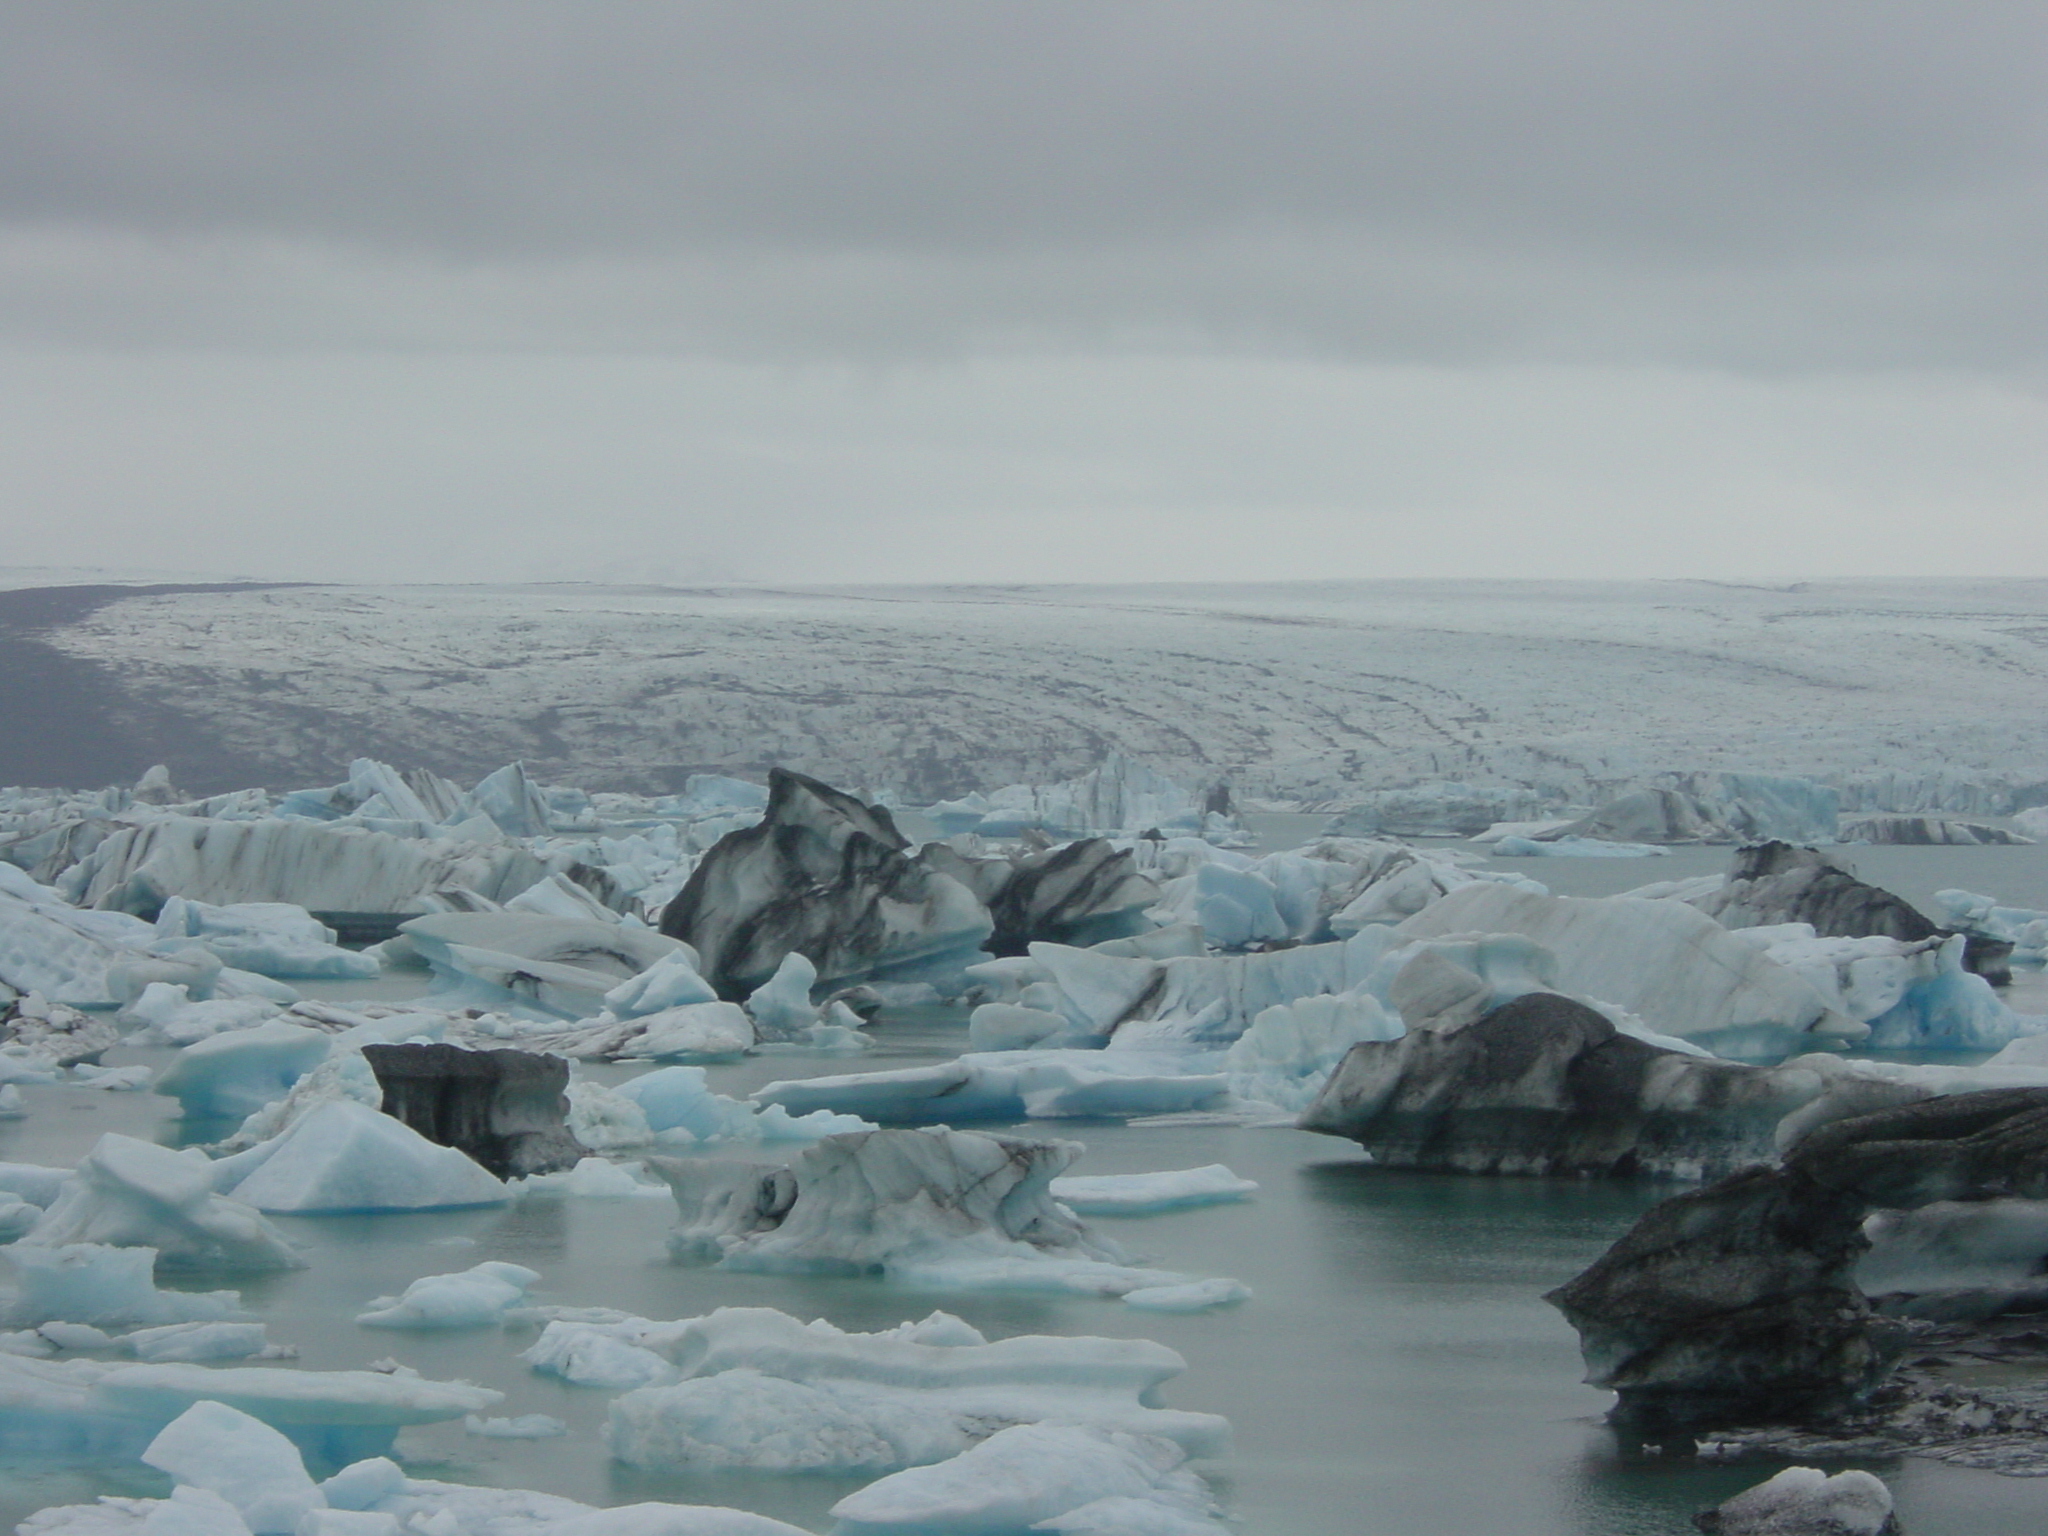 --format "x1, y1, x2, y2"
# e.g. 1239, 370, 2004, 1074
401, 912, 689, 1018
659, 768, 992, 998
658, 1127, 1228, 1299
61, 817, 556, 918
1693, 1467, 1892, 1536
597, 1305, 1228, 1474
0, 1352, 498, 1469
0, 864, 153, 1007
750, 1051, 1227, 1125
1, 992, 119, 1067
1492, 835, 1667, 858
828, 1422, 1223, 1536
21, 1458, 814, 1534
142, 1400, 323, 1535
208, 1101, 509, 1215
90, 1359, 502, 1467
926, 755, 1241, 844
356, 1261, 539, 1328
1393, 883, 1862, 1055
1221, 986, 1403, 1112
1049, 1166, 1257, 1216
1321, 782, 1548, 839
26, 1134, 303, 1273
978, 838, 1161, 955
151, 898, 379, 981
124, 1320, 278, 1363
154, 1021, 333, 1120
1, 1245, 243, 1329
